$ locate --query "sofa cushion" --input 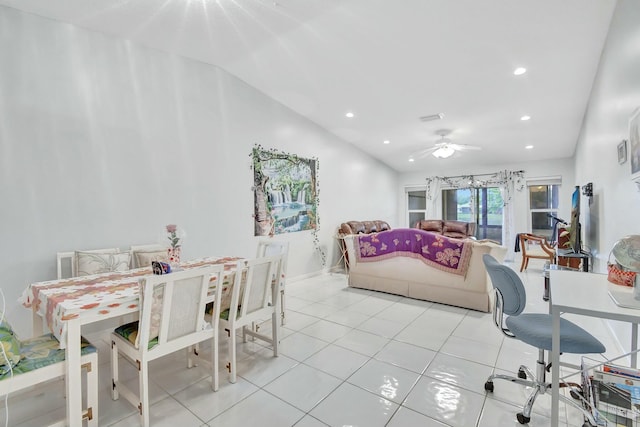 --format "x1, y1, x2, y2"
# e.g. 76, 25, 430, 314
346, 221, 366, 234
444, 221, 468, 235
340, 220, 391, 235
419, 220, 444, 233
377, 221, 390, 232
363, 221, 378, 233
